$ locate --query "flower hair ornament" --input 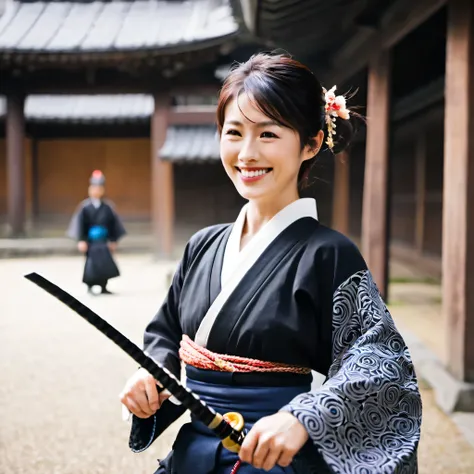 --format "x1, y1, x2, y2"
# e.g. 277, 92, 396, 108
323, 85, 350, 150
